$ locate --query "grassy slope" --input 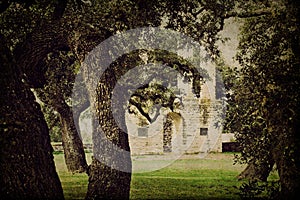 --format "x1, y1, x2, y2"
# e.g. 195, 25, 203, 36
53, 153, 278, 199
